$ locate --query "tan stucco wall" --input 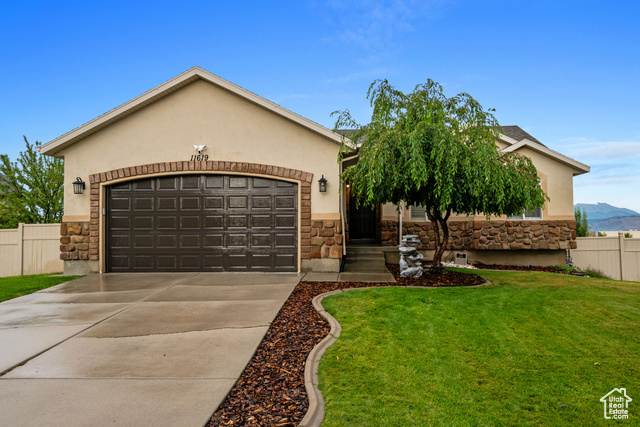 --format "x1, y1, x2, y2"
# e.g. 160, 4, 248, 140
513, 146, 575, 219
60, 79, 341, 217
